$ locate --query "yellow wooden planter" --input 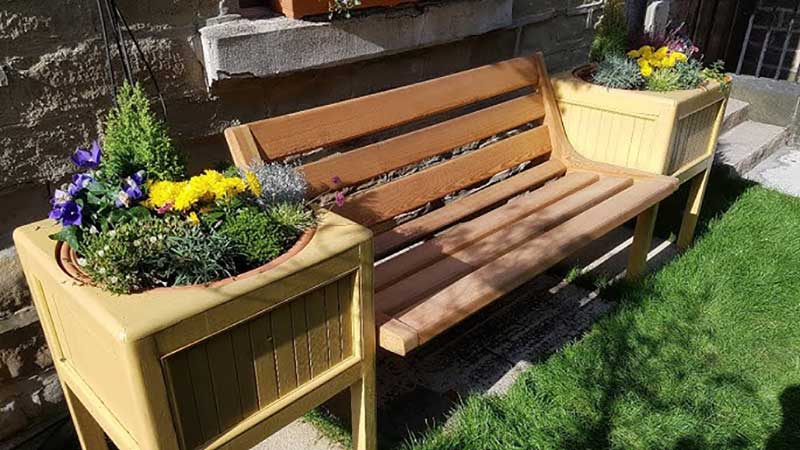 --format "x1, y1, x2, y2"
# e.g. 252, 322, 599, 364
13, 211, 376, 450
552, 65, 730, 249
